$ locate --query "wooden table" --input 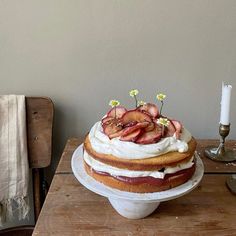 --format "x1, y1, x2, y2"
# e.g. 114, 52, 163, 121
33, 139, 236, 235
